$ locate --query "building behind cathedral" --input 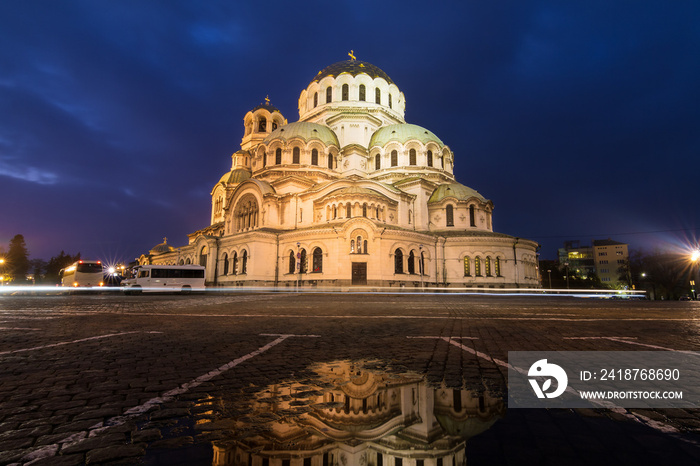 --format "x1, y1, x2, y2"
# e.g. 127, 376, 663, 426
139, 57, 540, 288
